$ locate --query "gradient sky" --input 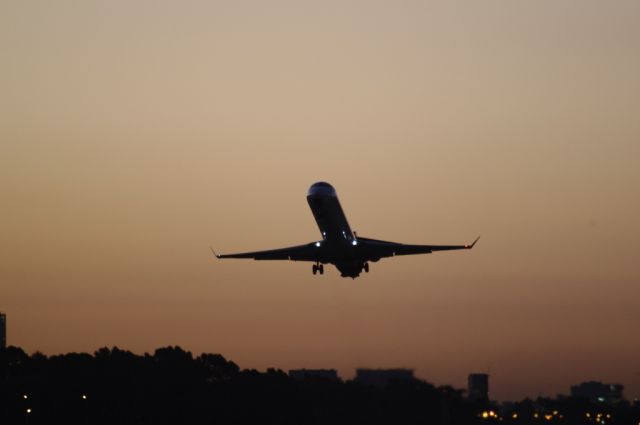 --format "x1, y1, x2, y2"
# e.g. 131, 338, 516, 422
1, 1, 639, 401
